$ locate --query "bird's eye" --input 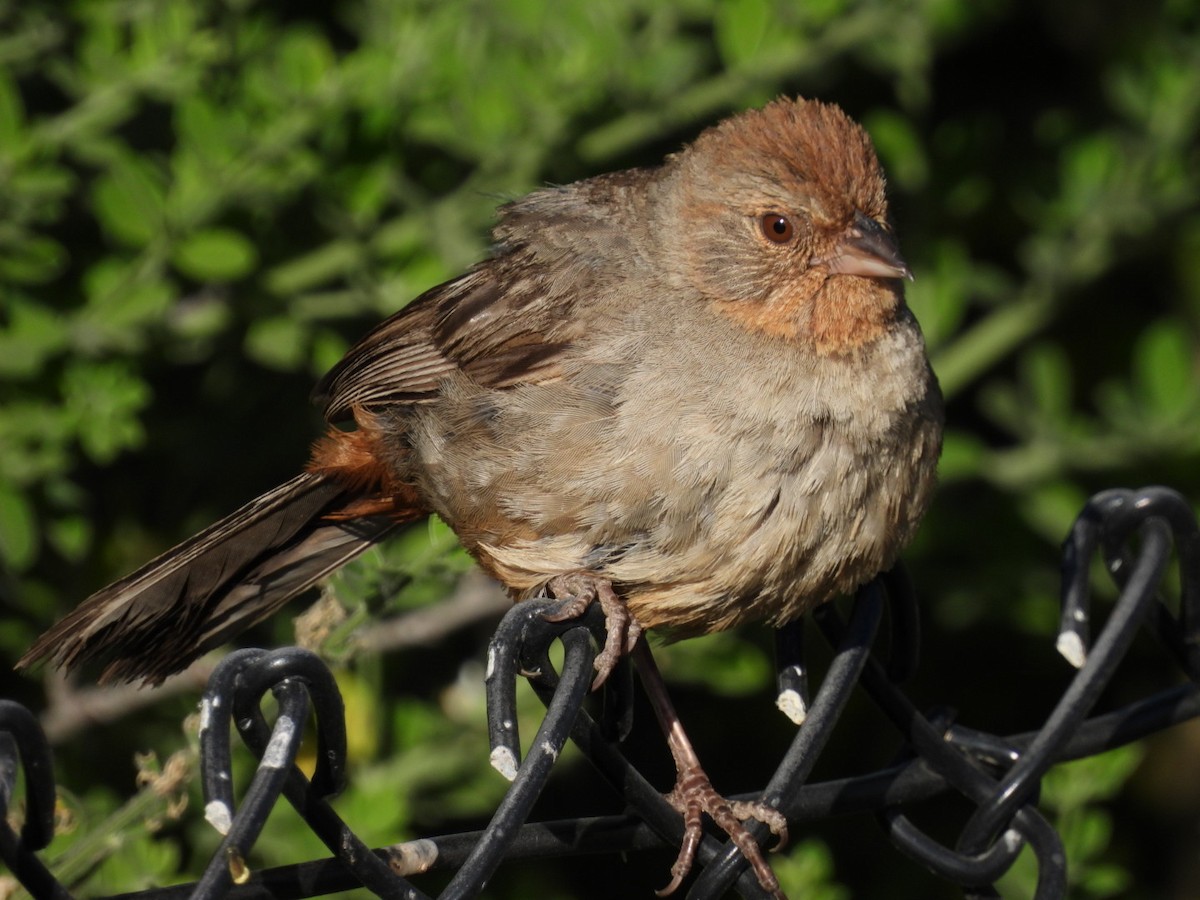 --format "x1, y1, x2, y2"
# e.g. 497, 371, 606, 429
760, 213, 795, 244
